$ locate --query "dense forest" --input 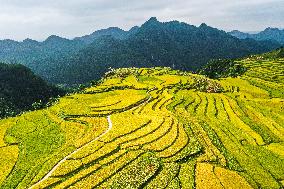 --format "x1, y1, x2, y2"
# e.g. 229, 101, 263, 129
0, 63, 64, 118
